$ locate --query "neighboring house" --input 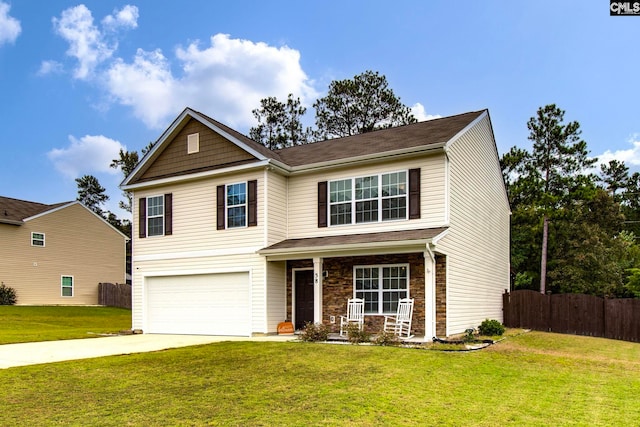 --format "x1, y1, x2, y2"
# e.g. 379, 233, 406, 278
121, 107, 510, 339
0, 197, 128, 305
